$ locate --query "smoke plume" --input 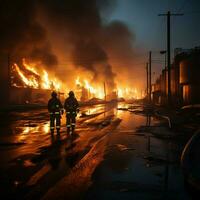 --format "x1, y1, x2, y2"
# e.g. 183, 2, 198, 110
0, 0, 139, 92
0, 0, 58, 68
